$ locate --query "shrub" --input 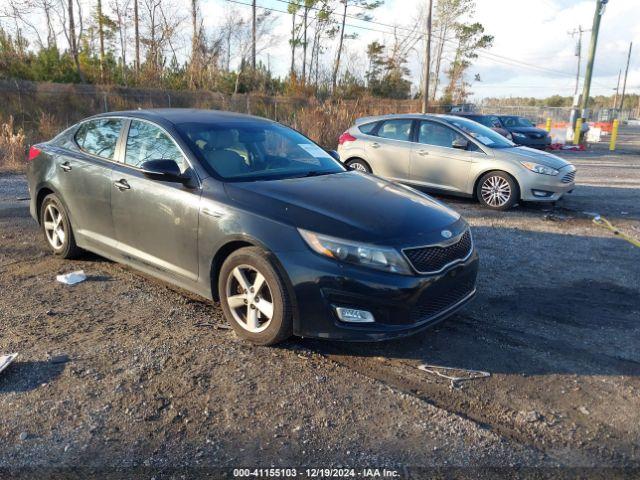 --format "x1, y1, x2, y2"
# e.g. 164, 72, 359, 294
0, 115, 26, 172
